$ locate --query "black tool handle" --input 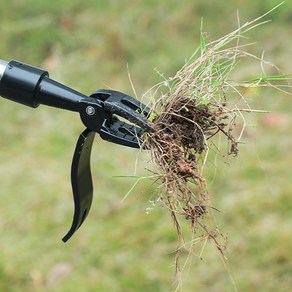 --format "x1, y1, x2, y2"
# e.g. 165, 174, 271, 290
0, 60, 87, 111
